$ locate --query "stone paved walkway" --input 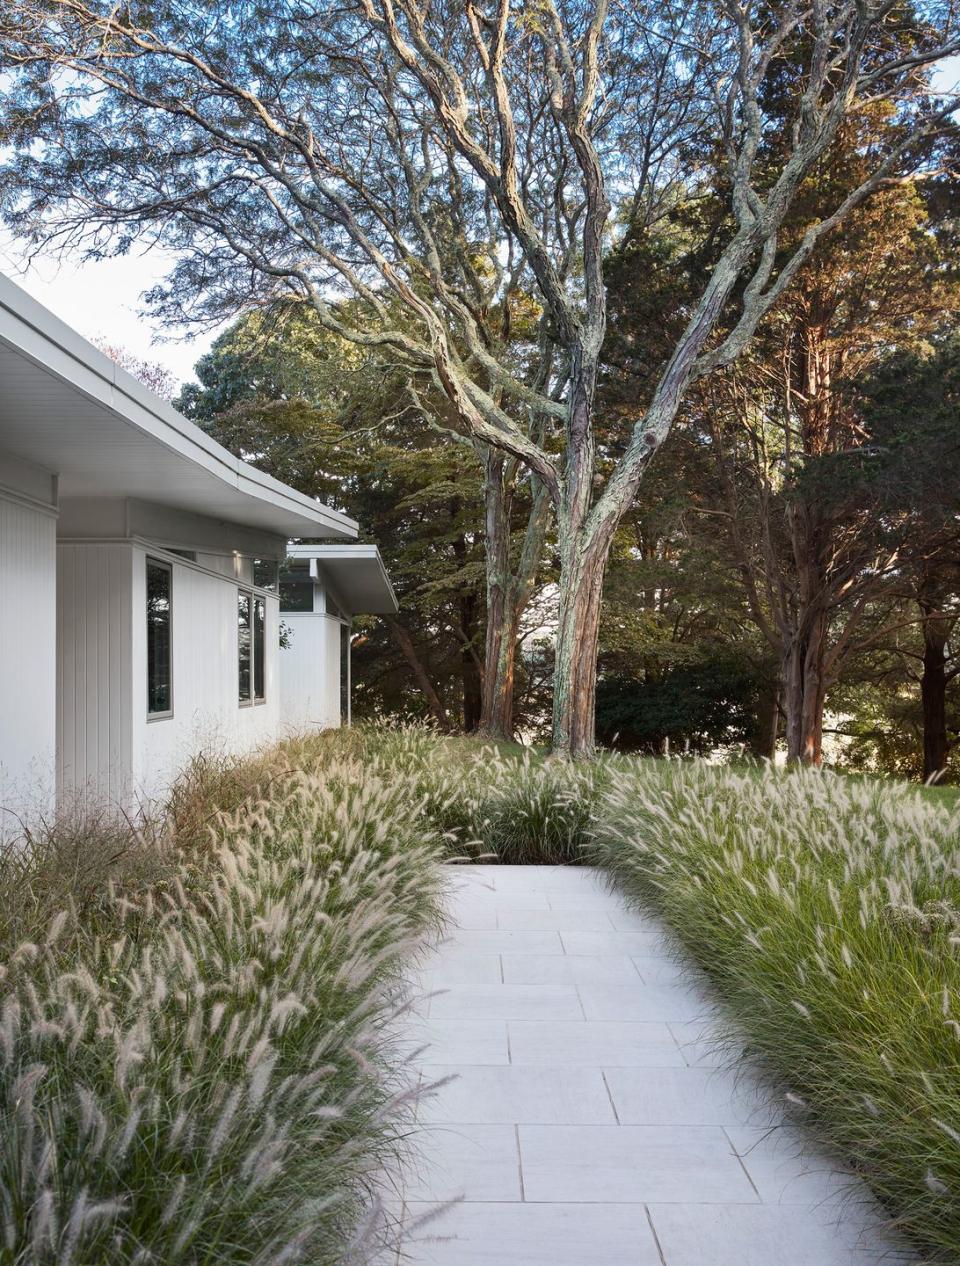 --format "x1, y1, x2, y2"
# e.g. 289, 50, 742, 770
389, 865, 913, 1266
